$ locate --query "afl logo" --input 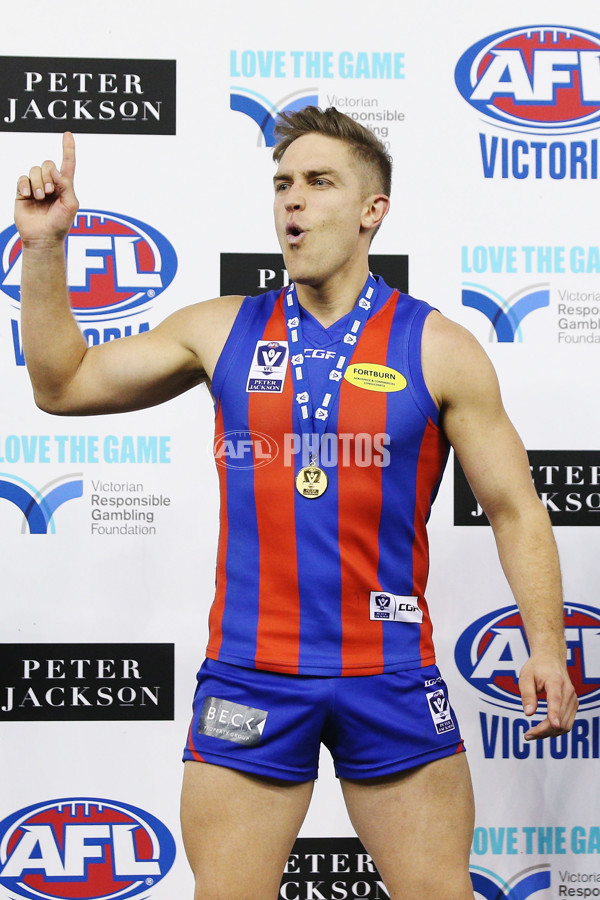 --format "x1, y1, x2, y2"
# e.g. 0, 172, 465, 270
0, 210, 177, 322
455, 603, 600, 712
0, 797, 176, 900
213, 430, 279, 469
455, 26, 600, 131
